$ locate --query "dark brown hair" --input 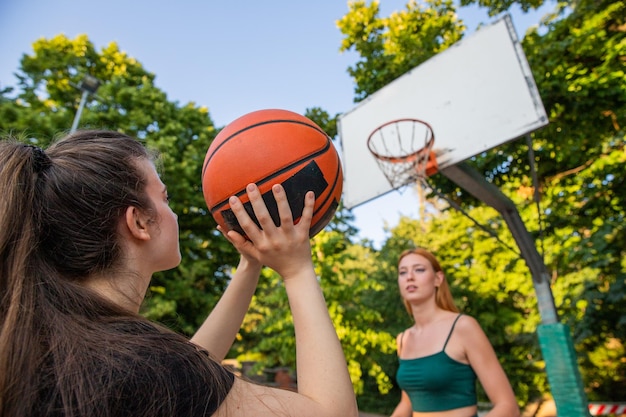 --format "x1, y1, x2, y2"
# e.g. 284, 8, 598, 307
397, 248, 459, 316
0, 130, 231, 417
